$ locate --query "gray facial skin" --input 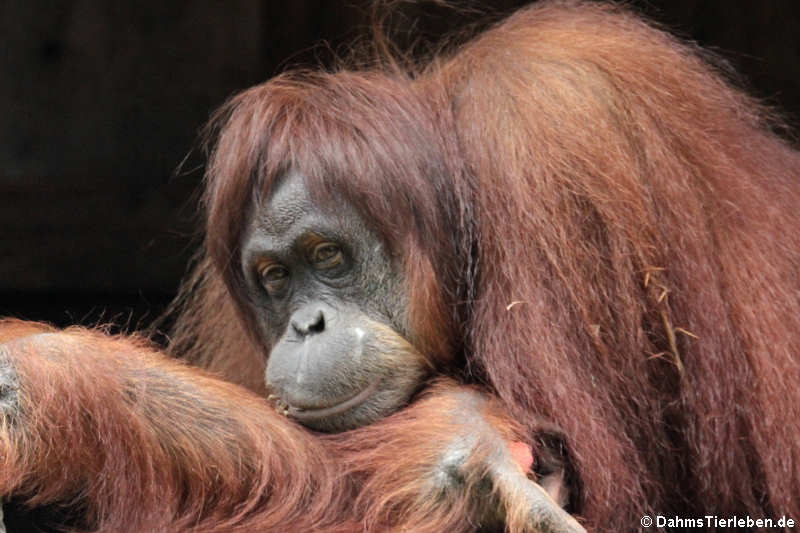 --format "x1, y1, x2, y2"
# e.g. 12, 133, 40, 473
239, 171, 431, 432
